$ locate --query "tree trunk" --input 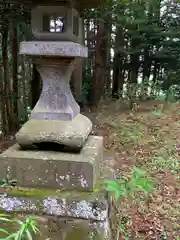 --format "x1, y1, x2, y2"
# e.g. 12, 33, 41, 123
112, 54, 124, 98
30, 64, 41, 109
142, 48, 152, 81
112, 25, 124, 98
2, 24, 13, 134
71, 59, 83, 102
104, 10, 112, 96
0, 62, 7, 135
92, 19, 106, 106
129, 52, 139, 84
150, 60, 160, 96
12, 20, 19, 132
71, 17, 84, 102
